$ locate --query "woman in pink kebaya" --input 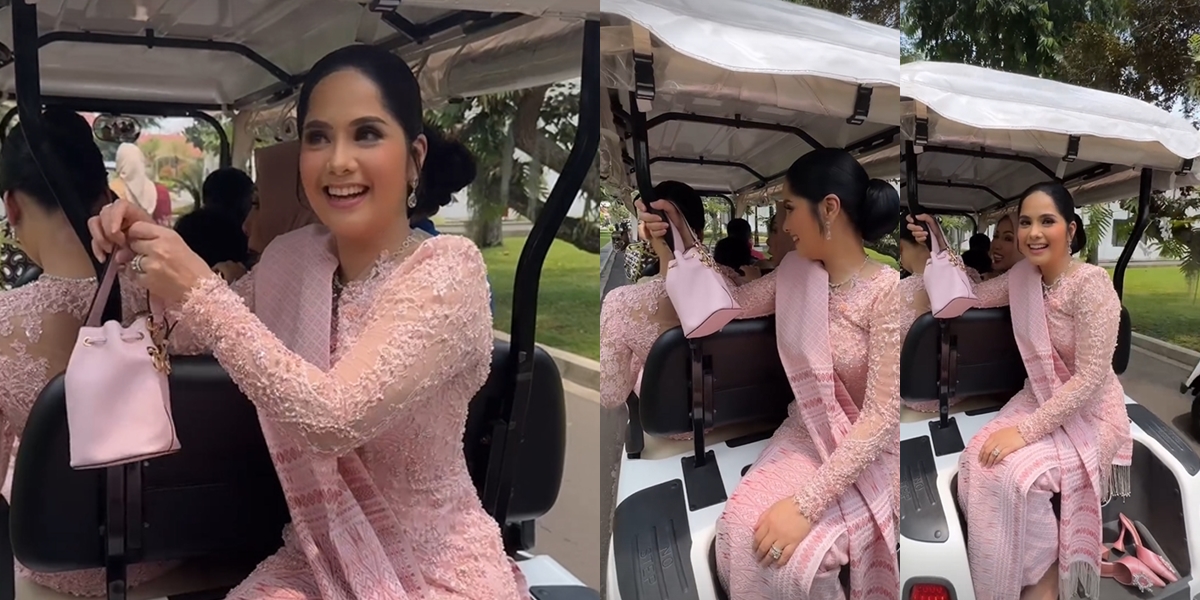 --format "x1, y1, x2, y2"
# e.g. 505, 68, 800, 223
88, 44, 526, 599
634, 148, 903, 599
